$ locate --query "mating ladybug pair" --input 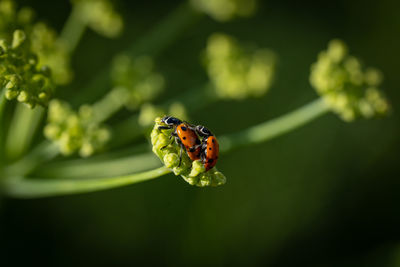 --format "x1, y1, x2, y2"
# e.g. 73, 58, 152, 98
158, 116, 219, 171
